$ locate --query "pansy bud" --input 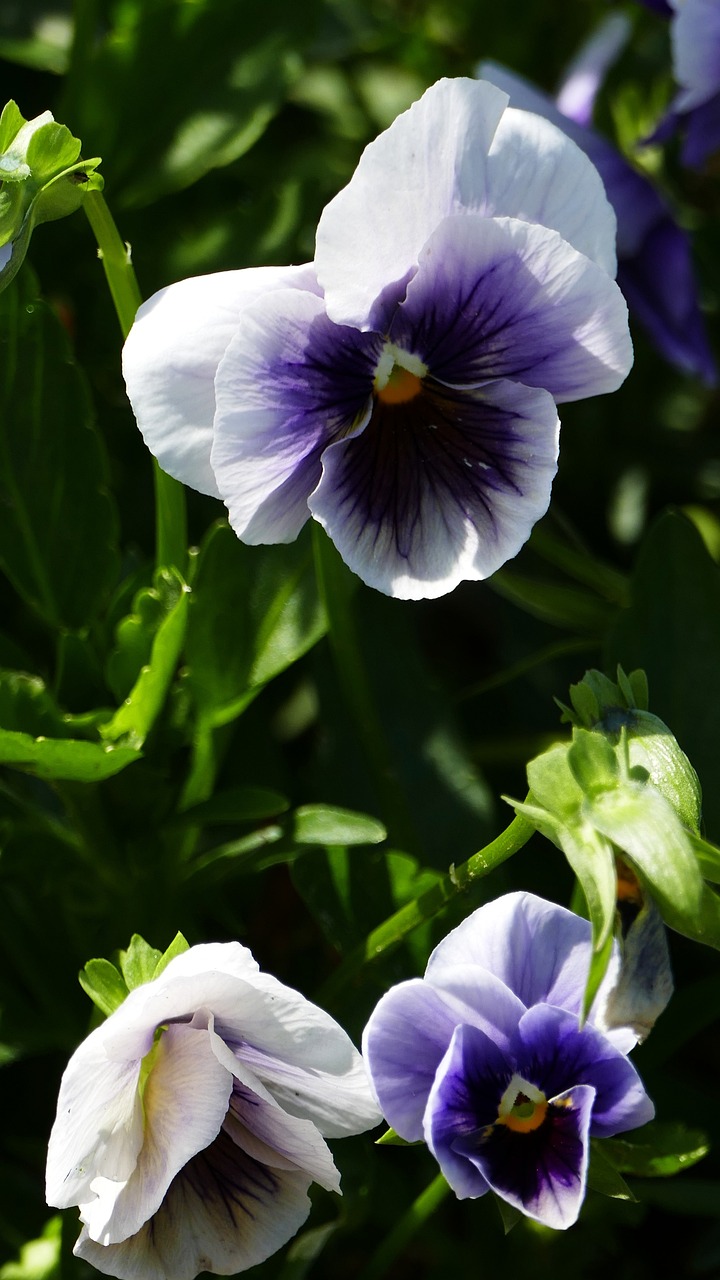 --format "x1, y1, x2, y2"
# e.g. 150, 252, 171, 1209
0, 100, 103, 292
560, 667, 702, 834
